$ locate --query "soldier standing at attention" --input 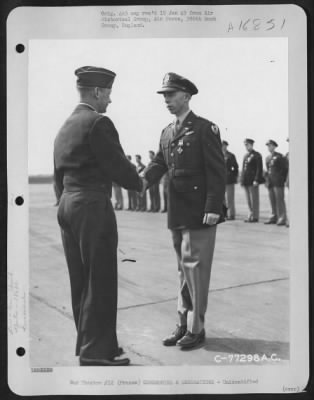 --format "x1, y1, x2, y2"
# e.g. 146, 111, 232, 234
161, 171, 169, 212
264, 140, 288, 226
285, 138, 289, 227
147, 150, 161, 212
221, 140, 239, 220
143, 73, 226, 349
112, 182, 124, 210
240, 138, 264, 222
135, 154, 147, 211
54, 66, 142, 366
126, 155, 137, 210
